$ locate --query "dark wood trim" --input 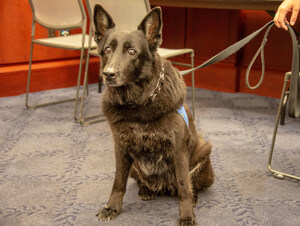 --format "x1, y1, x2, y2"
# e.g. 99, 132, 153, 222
150, 0, 281, 10
0, 58, 100, 97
